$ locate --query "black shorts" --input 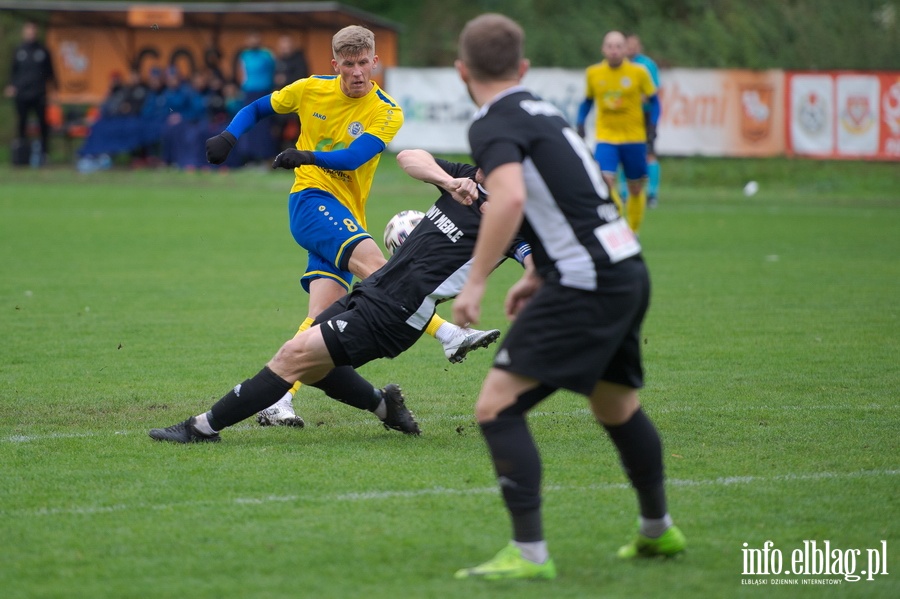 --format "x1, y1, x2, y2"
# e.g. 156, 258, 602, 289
315, 287, 425, 369
493, 260, 650, 396
644, 113, 657, 155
